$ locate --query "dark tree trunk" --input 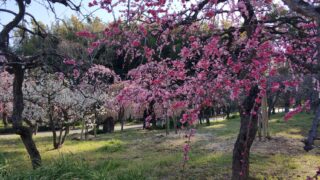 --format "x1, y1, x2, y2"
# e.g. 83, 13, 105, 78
204, 107, 210, 126
199, 111, 203, 124
166, 117, 169, 135
142, 100, 156, 129
173, 116, 177, 134
47, 99, 59, 149
232, 86, 259, 180
2, 110, 8, 128
61, 125, 69, 145
143, 111, 146, 129
267, 91, 280, 118
11, 65, 41, 169
121, 118, 124, 131
304, 104, 320, 151
206, 117, 210, 126
226, 106, 231, 119
103, 117, 115, 133
54, 110, 70, 149
284, 91, 291, 113
118, 106, 125, 131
